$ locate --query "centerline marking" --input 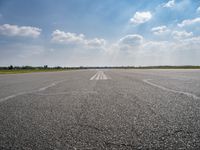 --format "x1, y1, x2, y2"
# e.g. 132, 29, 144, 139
90, 71, 110, 80
143, 79, 200, 99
